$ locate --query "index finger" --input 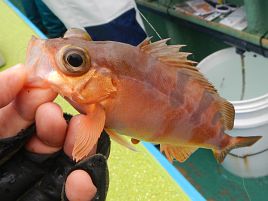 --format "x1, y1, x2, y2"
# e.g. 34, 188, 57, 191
0, 64, 26, 108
